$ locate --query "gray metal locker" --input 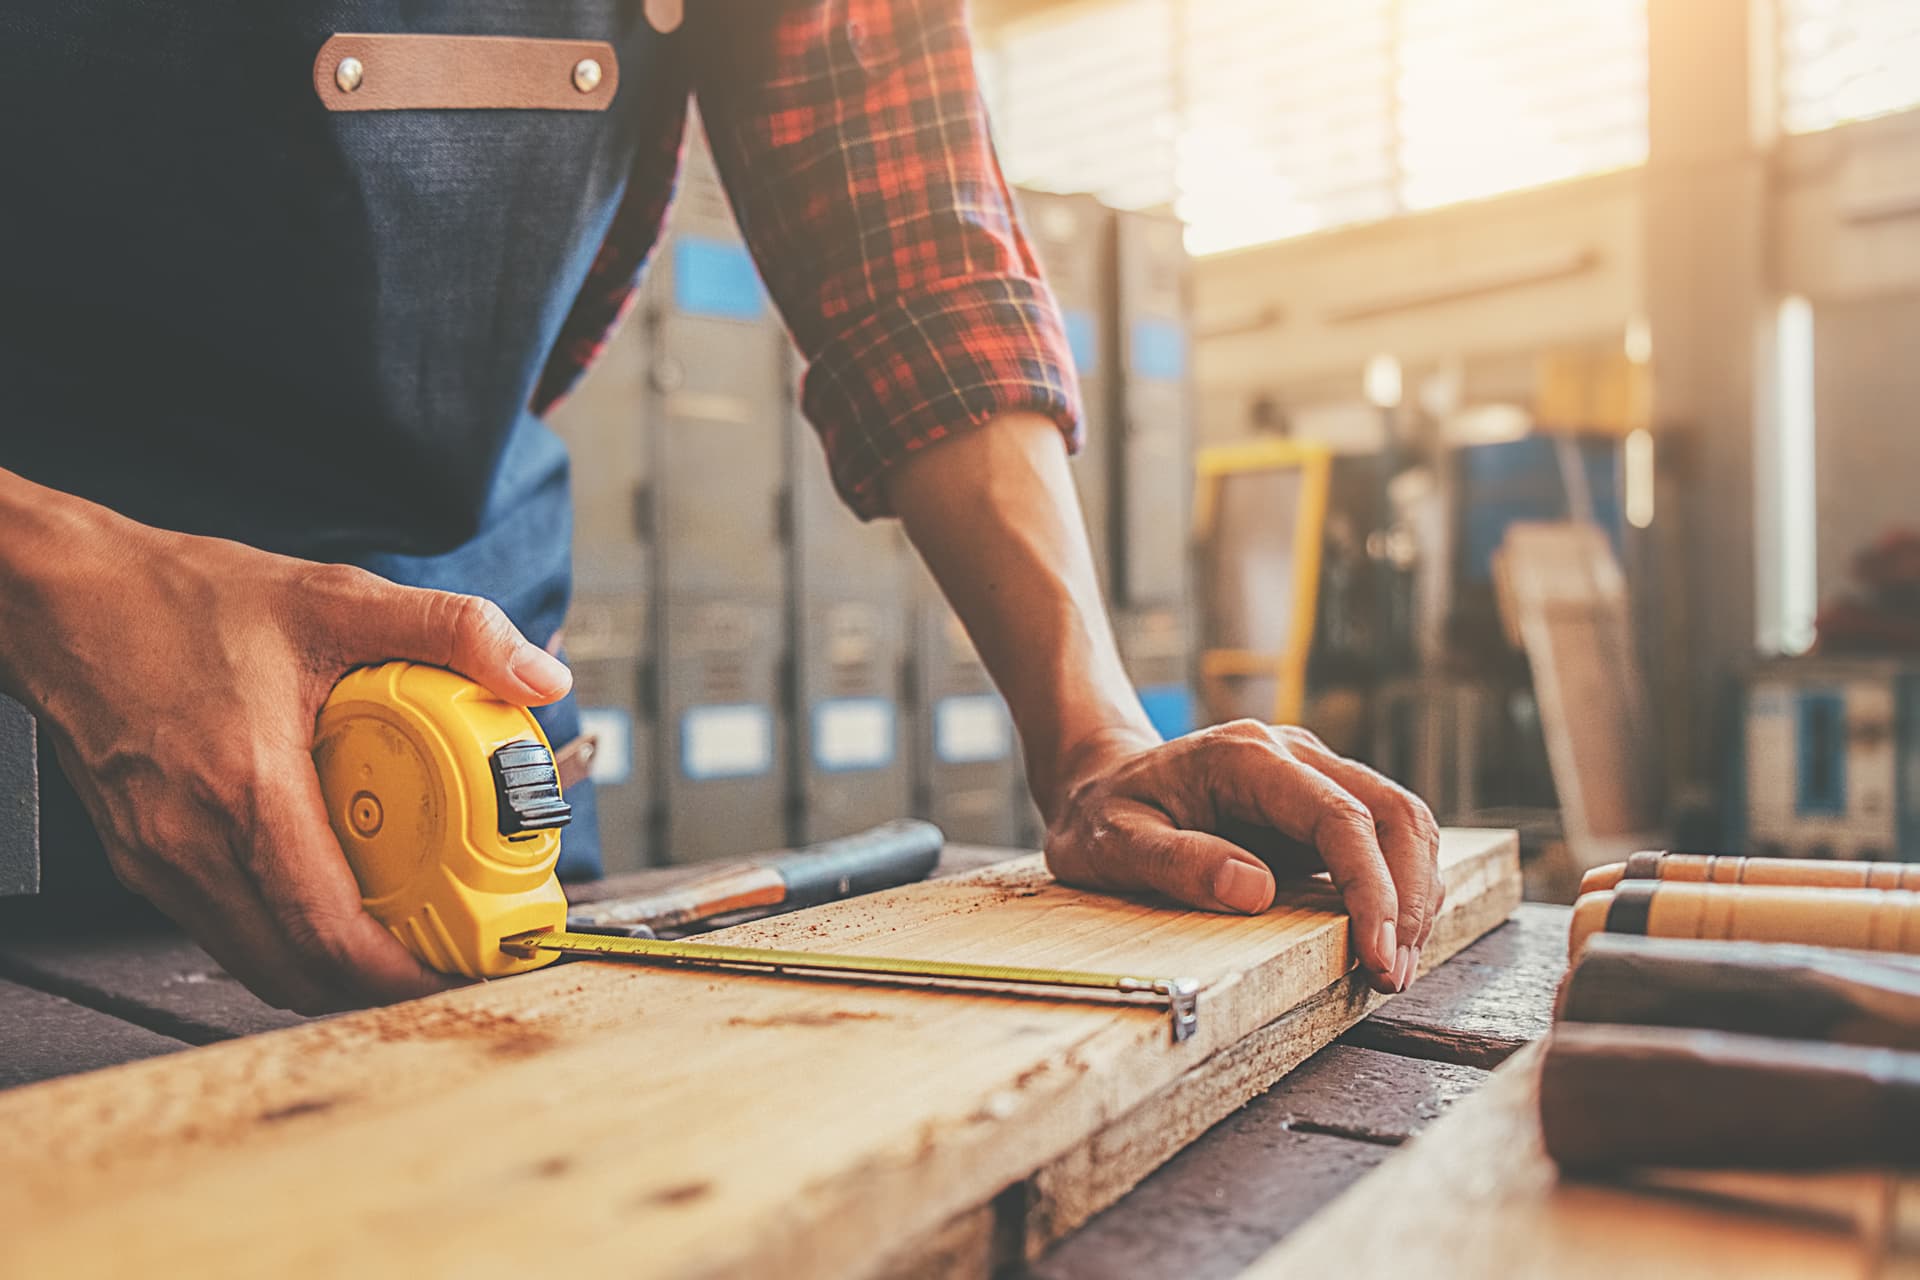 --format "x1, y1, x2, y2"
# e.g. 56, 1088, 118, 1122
544, 292, 654, 874
787, 363, 915, 843
908, 568, 1021, 848
1110, 208, 1197, 740
647, 132, 793, 863
1017, 188, 1115, 595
